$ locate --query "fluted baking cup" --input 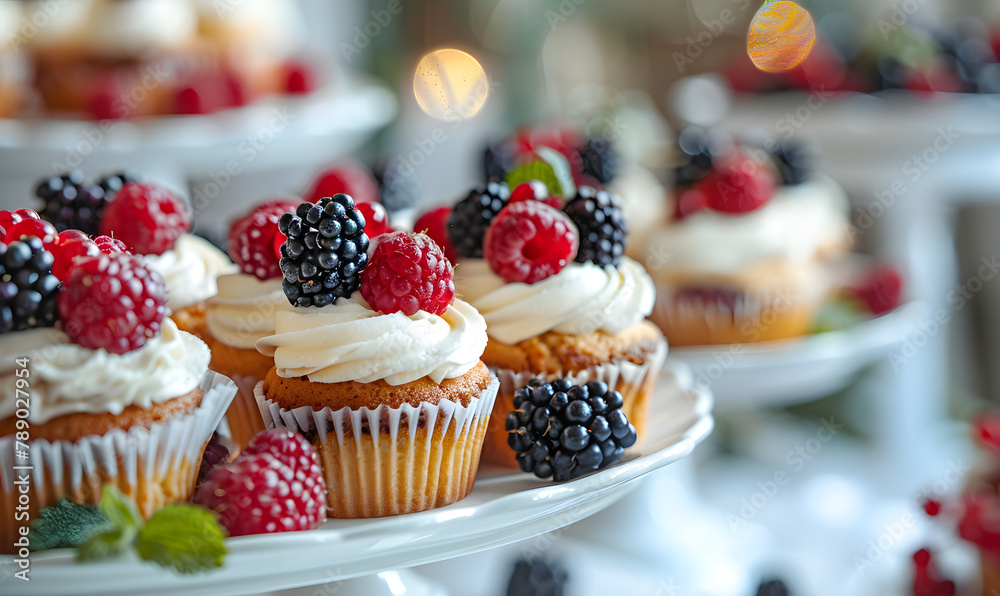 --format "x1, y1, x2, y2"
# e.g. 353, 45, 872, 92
0, 371, 236, 553
256, 375, 499, 518
482, 338, 667, 468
